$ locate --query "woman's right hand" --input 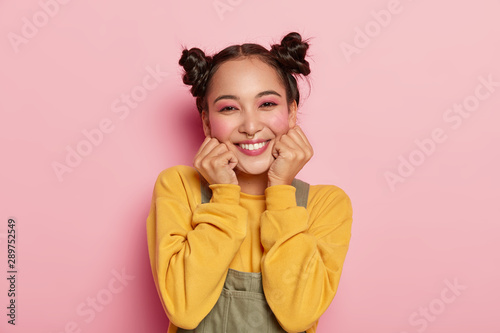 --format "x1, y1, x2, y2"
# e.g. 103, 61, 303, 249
193, 137, 239, 185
